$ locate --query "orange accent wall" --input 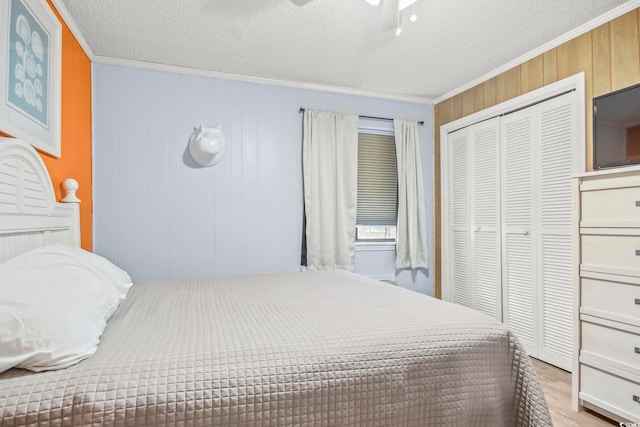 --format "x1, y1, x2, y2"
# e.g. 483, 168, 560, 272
1, 1, 92, 250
